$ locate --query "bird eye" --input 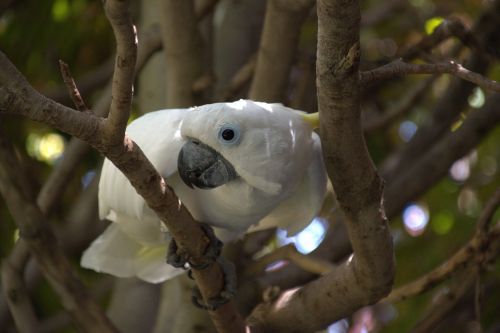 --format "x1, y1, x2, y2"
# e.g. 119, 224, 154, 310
217, 124, 241, 145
